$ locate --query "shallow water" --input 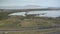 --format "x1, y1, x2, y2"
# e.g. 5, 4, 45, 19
10, 10, 60, 17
